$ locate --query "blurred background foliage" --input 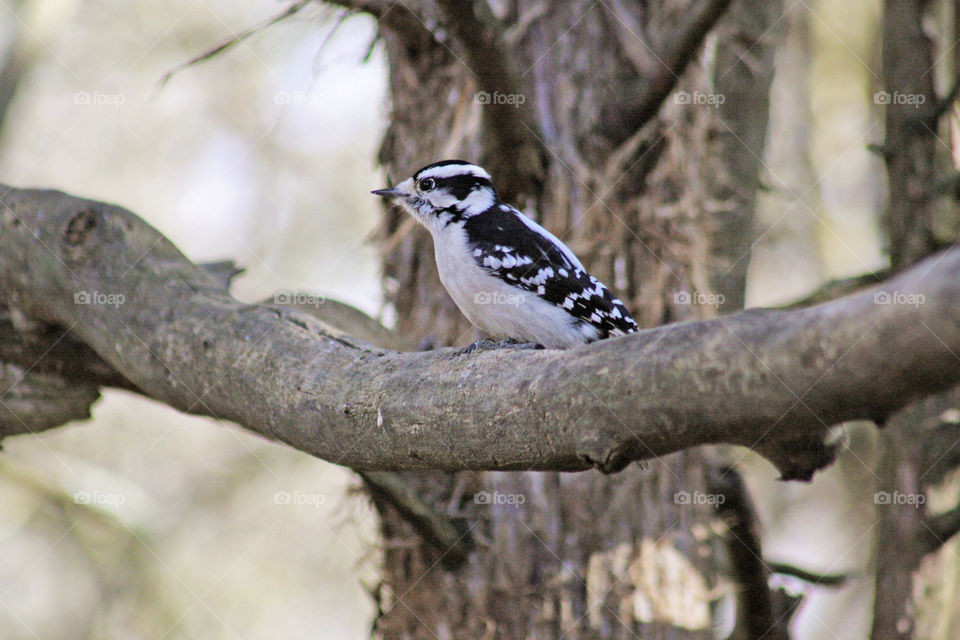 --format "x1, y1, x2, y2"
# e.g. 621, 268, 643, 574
0, 0, 956, 638
0, 1, 384, 638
